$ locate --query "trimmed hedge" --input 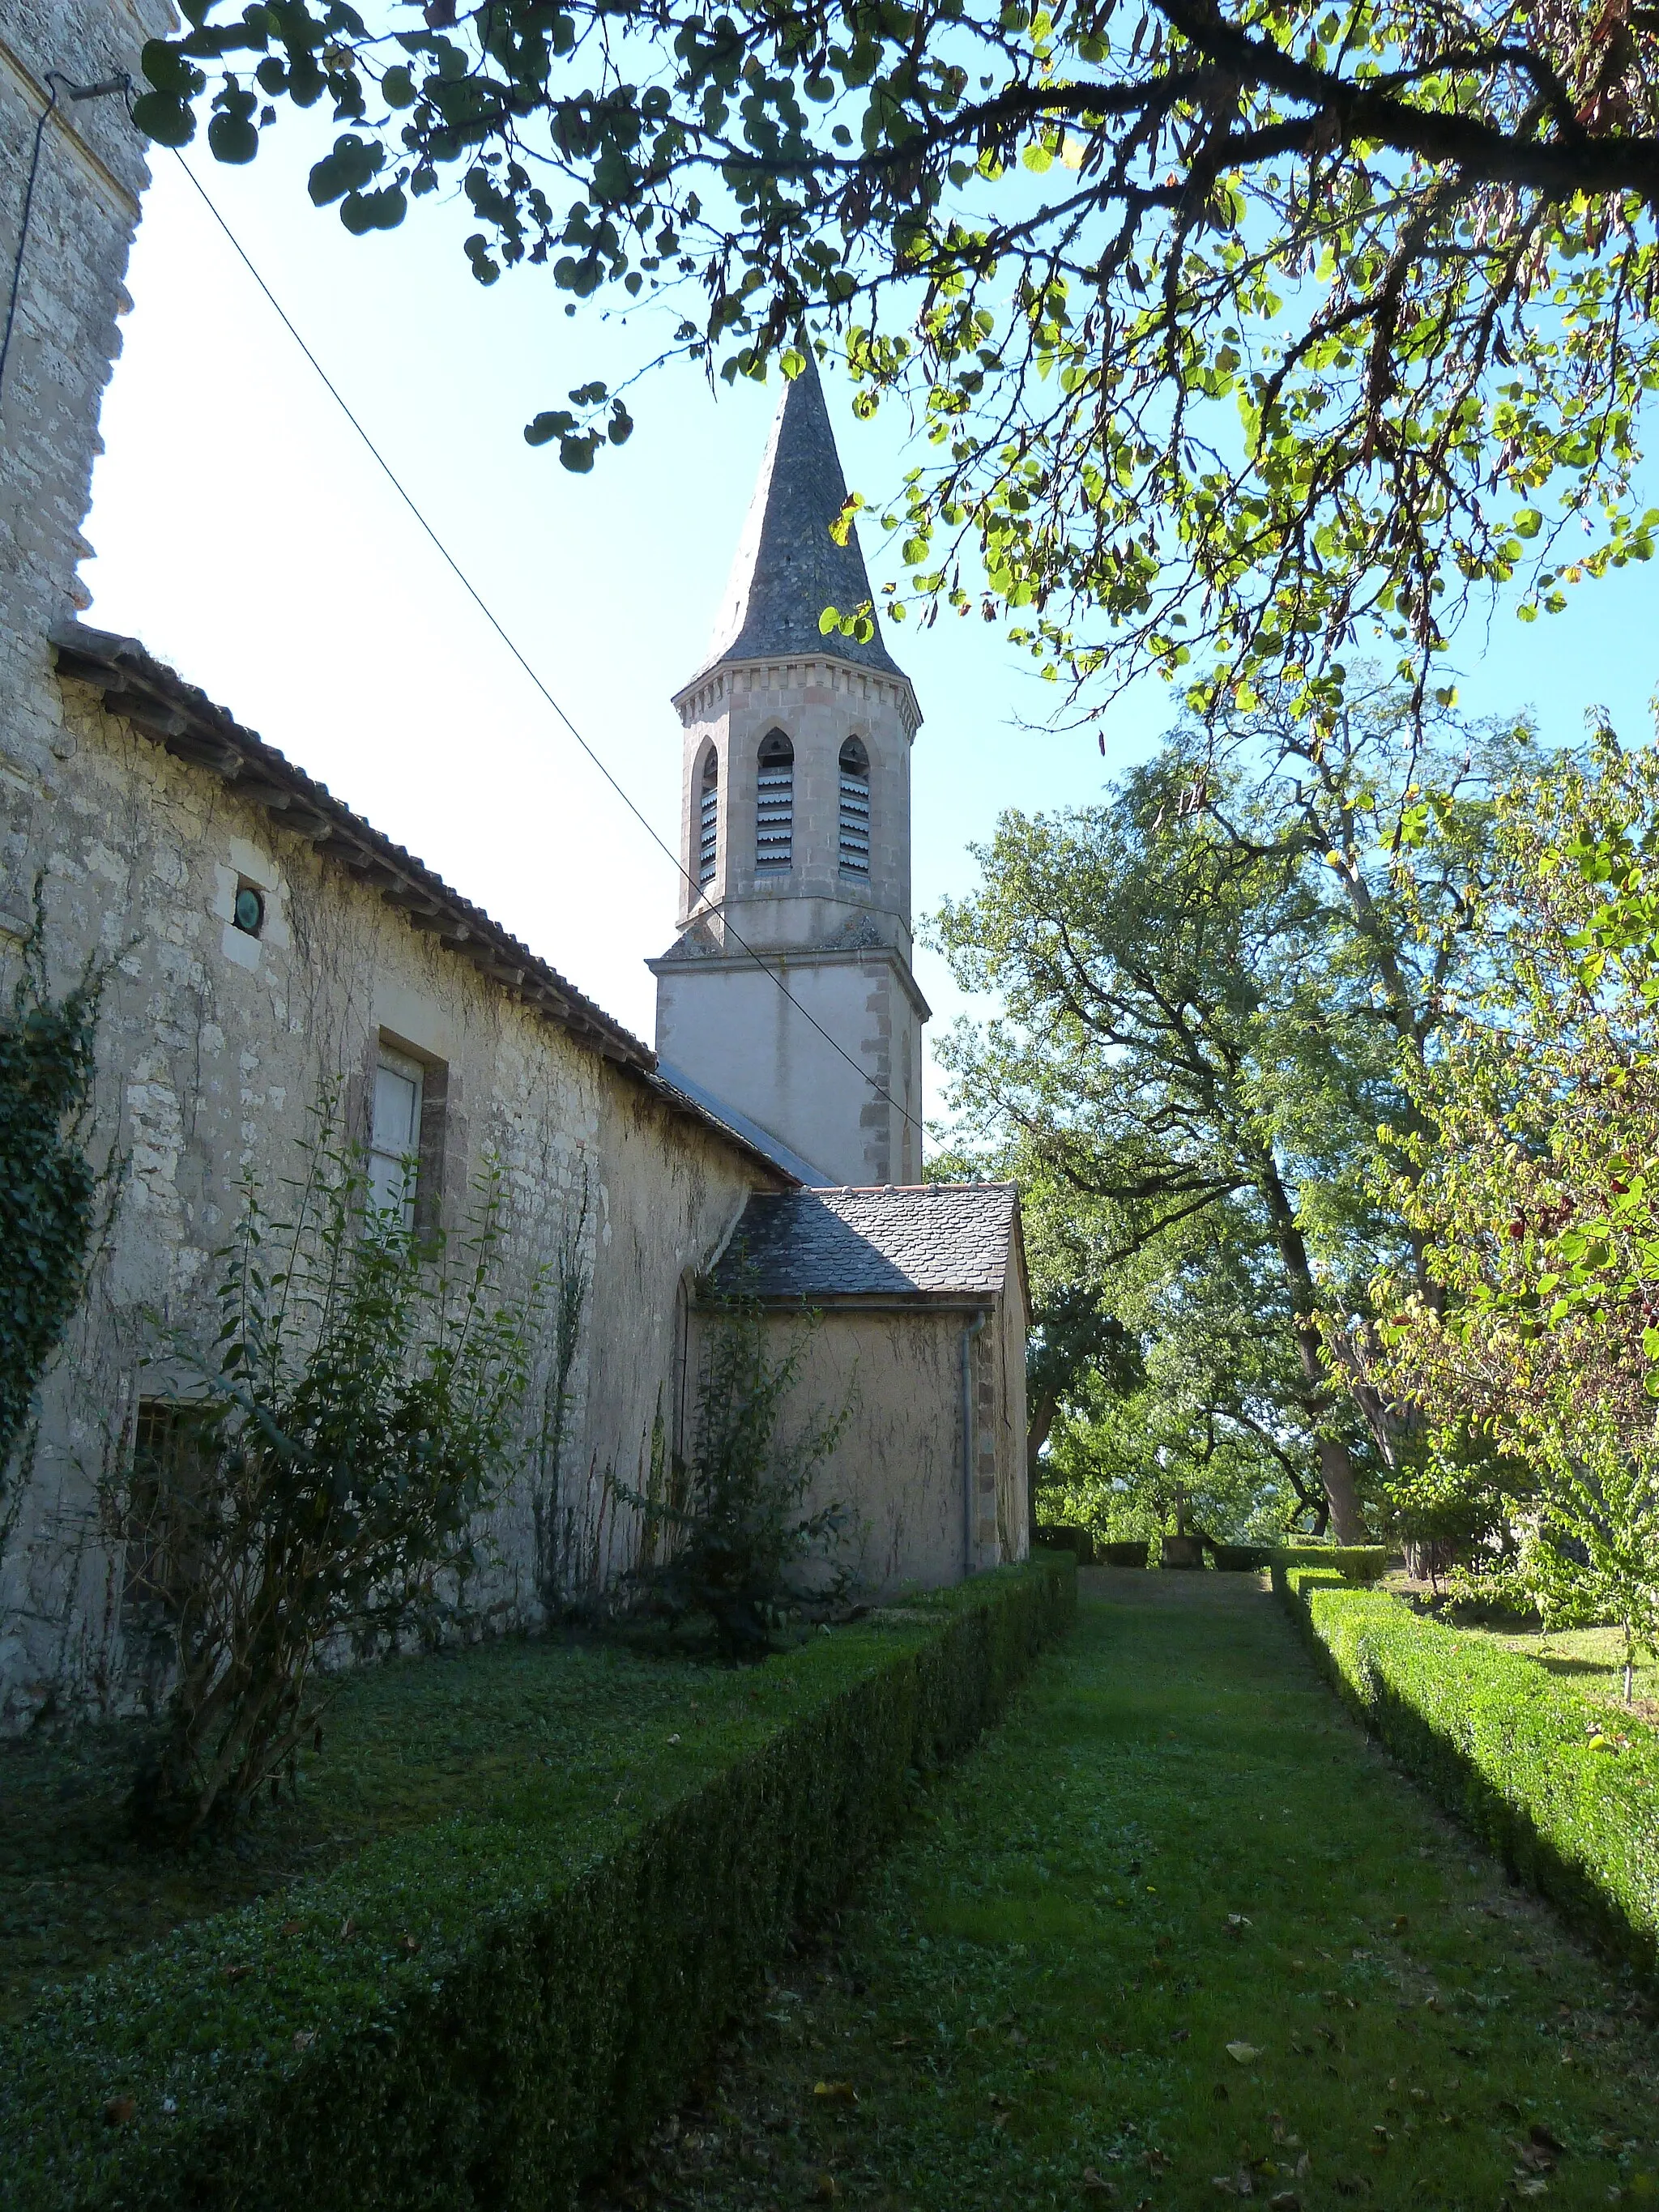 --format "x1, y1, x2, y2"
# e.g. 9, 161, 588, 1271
1277, 1566, 1659, 1980
1034, 1523, 1095, 1565
1213, 1541, 1390, 1581
1, 1558, 1073, 2211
